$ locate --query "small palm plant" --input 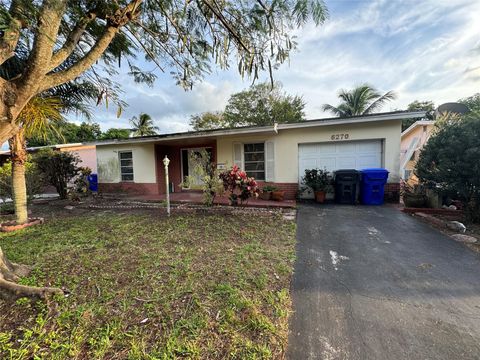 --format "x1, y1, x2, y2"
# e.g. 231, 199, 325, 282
130, 113, 159, 136
322, 84, 396, 117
